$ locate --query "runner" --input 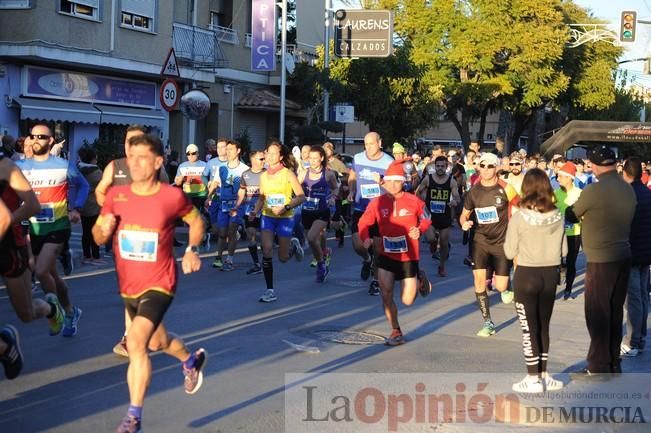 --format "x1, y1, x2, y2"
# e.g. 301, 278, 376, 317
235, 150, 265, 274
504, 168, 566, 393
17, 124, 88, 338
502, 153, 525, 195
348, 132, 393, 295
95, 125, 168, 357
203, 138, 230, 268
175, 143, 209, 216
323, 141, 349, 248
416, 155, 460, 277
0, 151, 65, 340
358, 160, 432, 345
211, 140, 249, 271
298, 146, 339, 282
553, 162, 582, 300
253, 141, 305, 303
459, 152, 518, 337
92, 134, 207, 433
